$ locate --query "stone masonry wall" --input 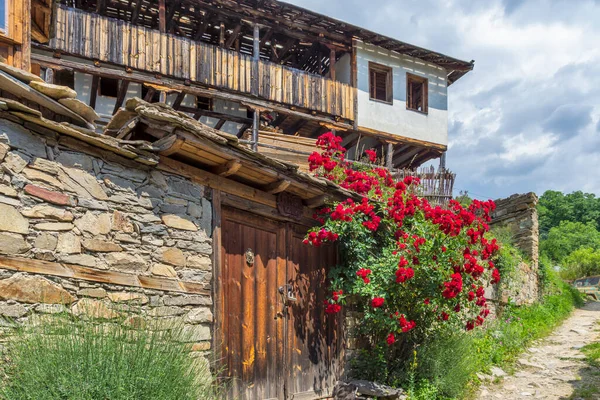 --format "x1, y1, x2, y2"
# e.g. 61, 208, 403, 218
0, 118, 214, 358
490, 192, 540, 305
